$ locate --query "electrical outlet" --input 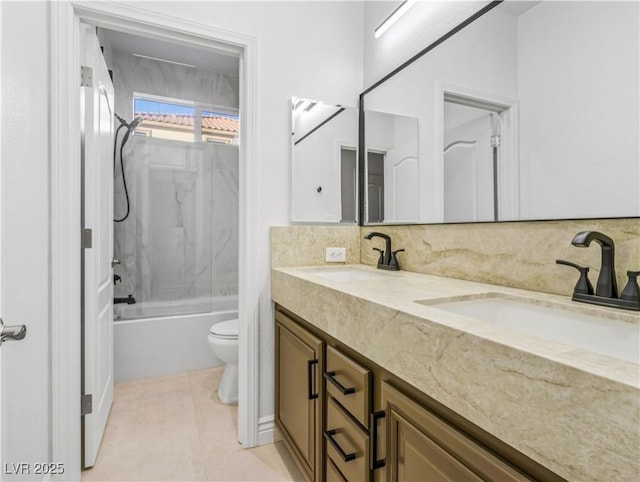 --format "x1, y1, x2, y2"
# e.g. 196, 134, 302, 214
325, 247, 346, 263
